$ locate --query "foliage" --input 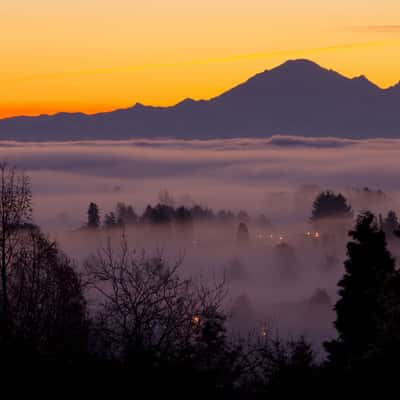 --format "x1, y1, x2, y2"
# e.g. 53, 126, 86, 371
311, 191, 353, 222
